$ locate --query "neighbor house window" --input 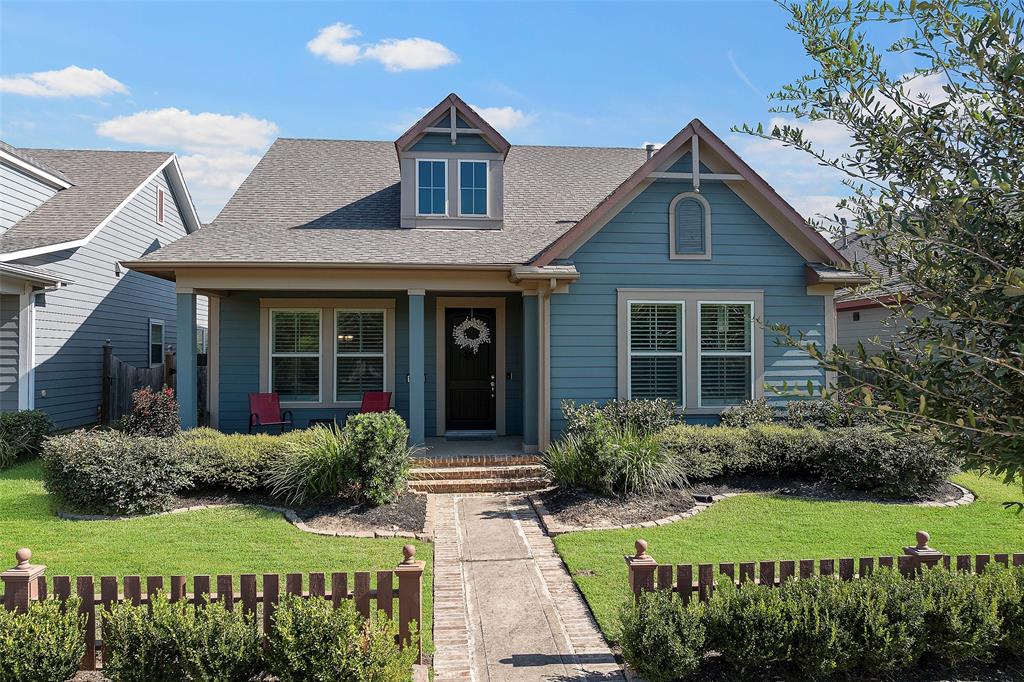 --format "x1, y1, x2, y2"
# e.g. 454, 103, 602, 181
458, 160, 488, 216
149, 319, 164, 366
270, 310, 321, 402
628, 302, 684, 405
196, 326, 209, 354
416, 159, 447, 215
669, 192, 711, 259
699, 302, 753, 407
335, 310, 386, 402
156, 188, 165, 225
